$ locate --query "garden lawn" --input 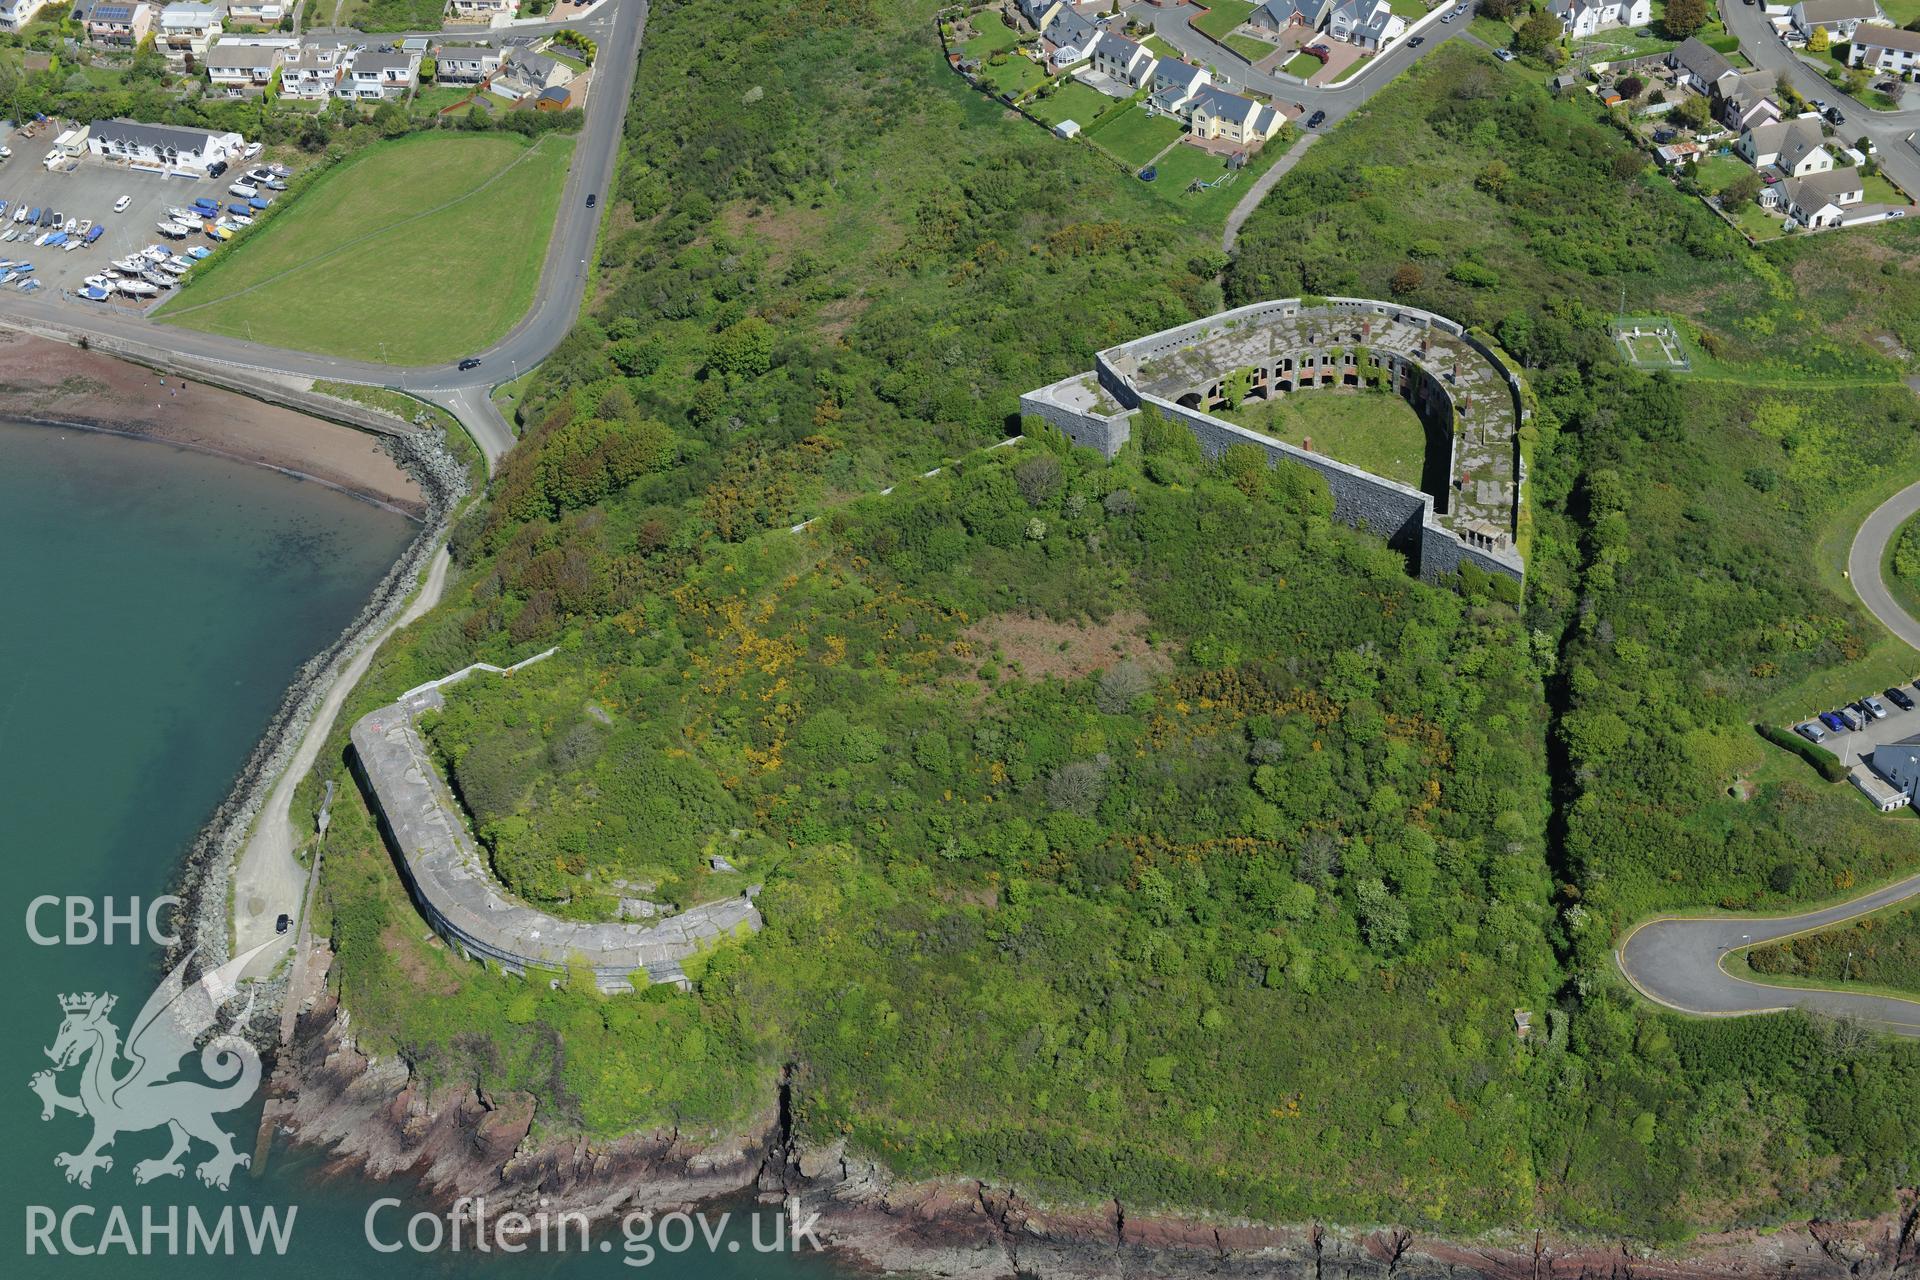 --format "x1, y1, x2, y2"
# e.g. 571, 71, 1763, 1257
978, 52, 1048, 99
157, 131, 574, 364
1389, 0, 1425, 15
1284, 52, 1323, 78
1192, 0, 1257, 41
1884, 0, 1920, 22
1227, 33, 1275, 62
958, 13, 1024, 60
1691, 154, 1749, 195
1865, 172, 1912, 206
1089, 106, 1185, 167
1027, 79, 1121, 129
1215, 388, 1430, 488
